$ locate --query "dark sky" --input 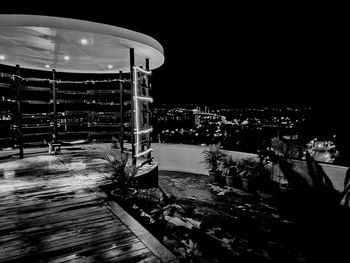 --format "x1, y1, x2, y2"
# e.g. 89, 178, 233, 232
1, 3, 347, 107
